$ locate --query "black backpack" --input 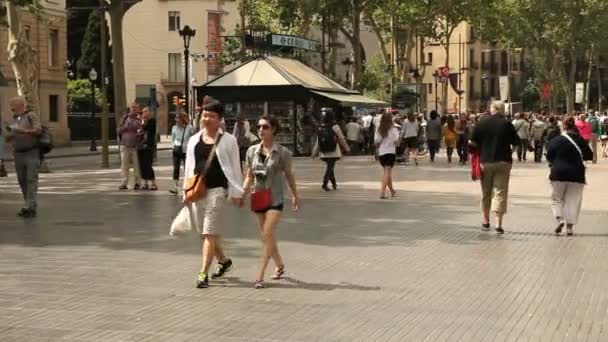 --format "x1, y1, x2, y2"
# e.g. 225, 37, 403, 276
545, 125, 560, 142
318, 126, 337, 153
